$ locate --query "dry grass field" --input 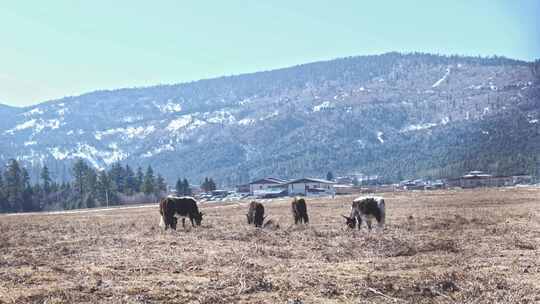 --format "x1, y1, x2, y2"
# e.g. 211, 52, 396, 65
1, 188, 539, 303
